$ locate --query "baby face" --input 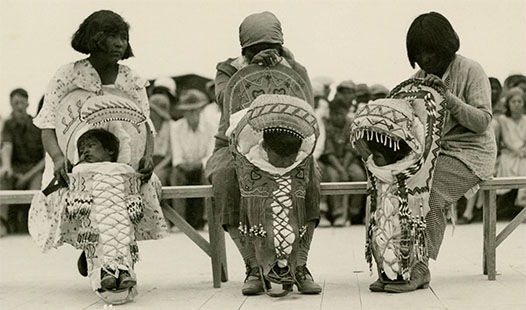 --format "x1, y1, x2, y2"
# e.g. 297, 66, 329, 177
78, 136, 113, 163
265, 148, 297, 168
